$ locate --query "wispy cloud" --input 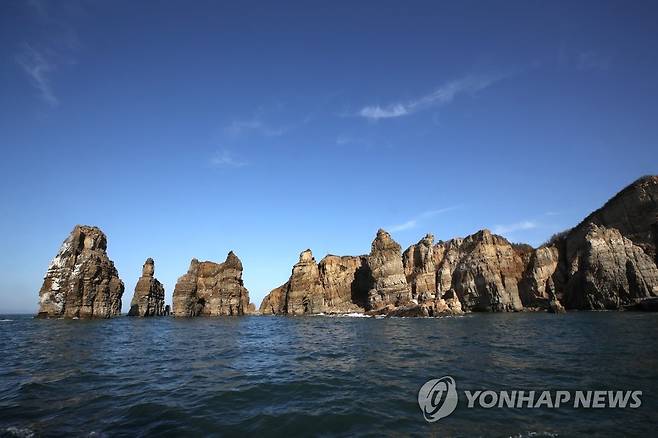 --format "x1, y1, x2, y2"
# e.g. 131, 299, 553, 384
388, 206, 461, 233
358, 74, 507, 120
210, 149, 248, 168
493, 221, 538, 235
16, 44, 58, 106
